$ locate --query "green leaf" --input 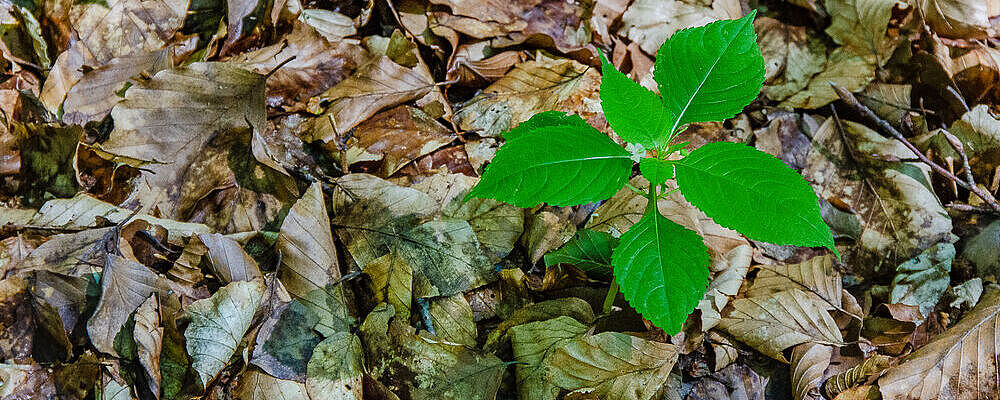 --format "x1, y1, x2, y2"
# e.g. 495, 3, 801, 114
467, 114, 632, 207
544, 230, 618, 280
611, 210, 710, 334
654, 11, 765, 136
598, 51, 669, 147
675, 141, 836, 253
502, 110, 590, 140
639, 158, 673, 187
